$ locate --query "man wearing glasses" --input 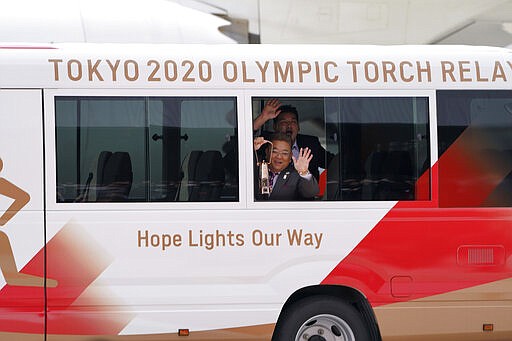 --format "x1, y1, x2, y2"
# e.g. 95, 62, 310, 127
253, 134, 318, 201
253, 99, 333, 182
